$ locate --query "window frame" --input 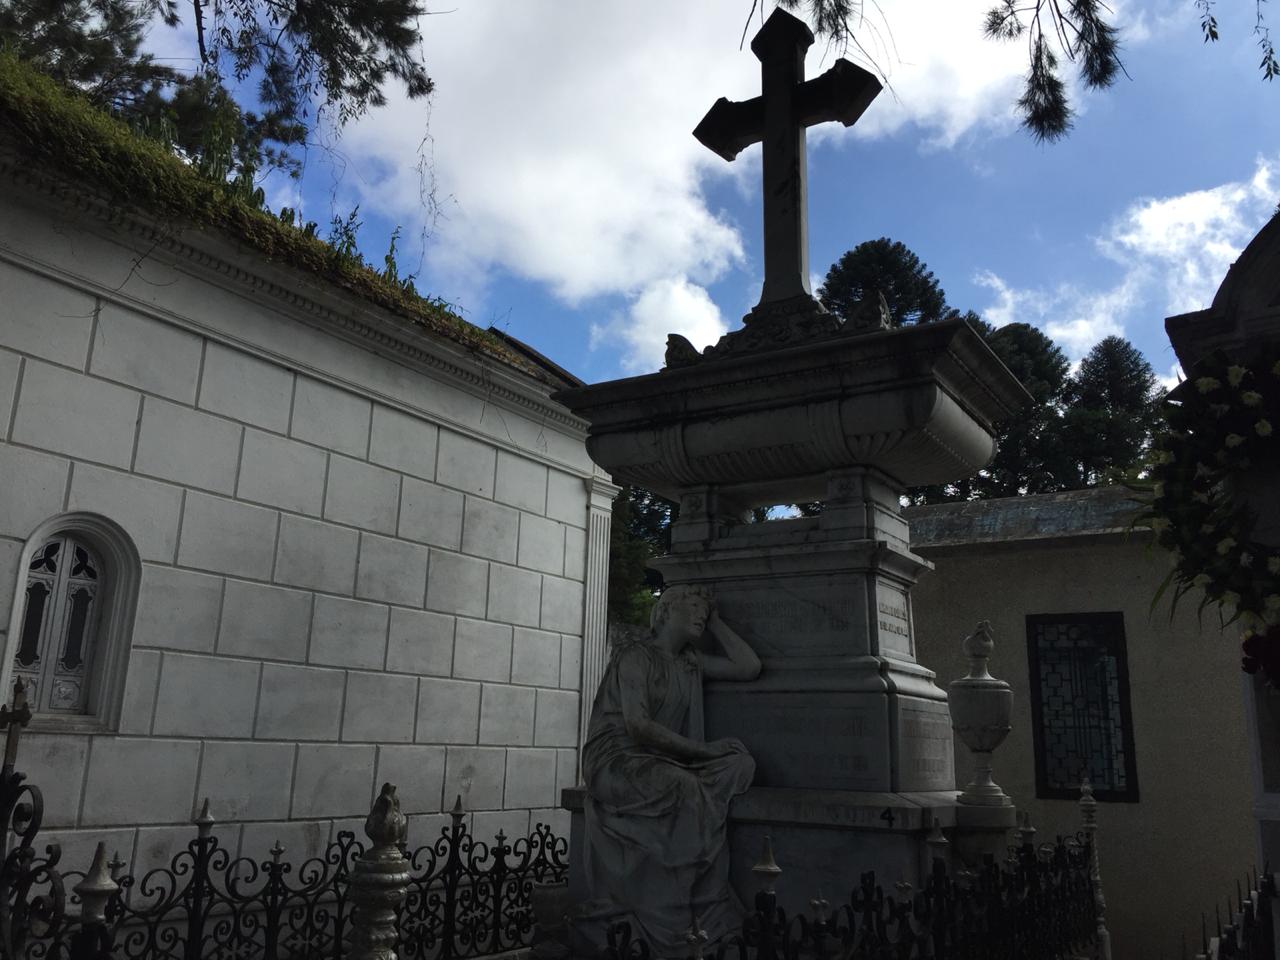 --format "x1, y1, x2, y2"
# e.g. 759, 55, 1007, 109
3, 512, 140, 732
1026, 611, 1140, 803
